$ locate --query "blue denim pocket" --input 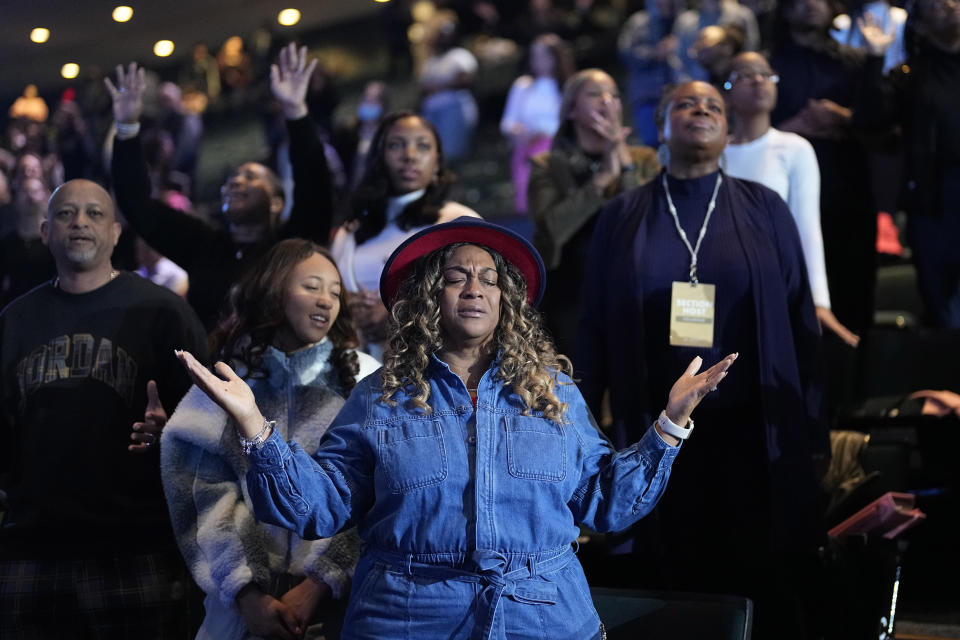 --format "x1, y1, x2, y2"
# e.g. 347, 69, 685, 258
505, 416, 566, 481
377, 420, 448, 493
